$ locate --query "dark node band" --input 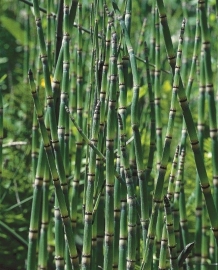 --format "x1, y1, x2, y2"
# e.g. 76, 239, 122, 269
200, 183, 210, 189
179, 97, 187, 103
159, 14, 167, 19
82, 254, 91, 258
70, 255, 79, 259
29, 229, 38, 233
85, 212, 92, 215
190, 140, 199, 145
55, 257, 64, 261
61, 214, 69, 219
105, 184, 114, 188
105, 233, 114, 237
